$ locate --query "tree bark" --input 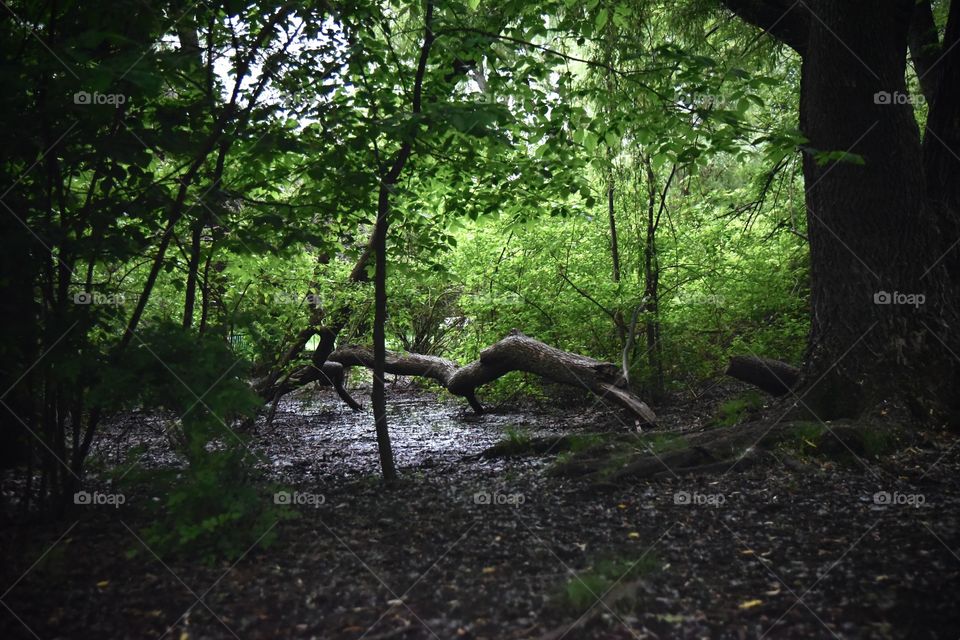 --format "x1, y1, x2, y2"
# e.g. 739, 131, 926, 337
798, 0, 956, 420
